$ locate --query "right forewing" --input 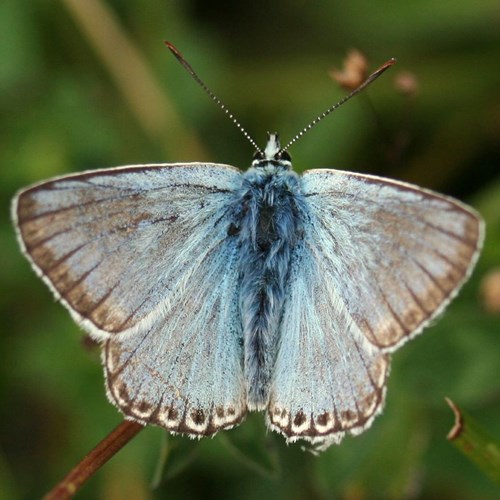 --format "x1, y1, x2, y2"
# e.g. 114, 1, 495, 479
13, 163, 242, 338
